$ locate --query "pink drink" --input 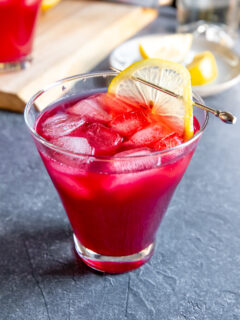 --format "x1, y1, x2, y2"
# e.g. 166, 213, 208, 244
34, 91, 200, 273
0, 0, 41, 64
